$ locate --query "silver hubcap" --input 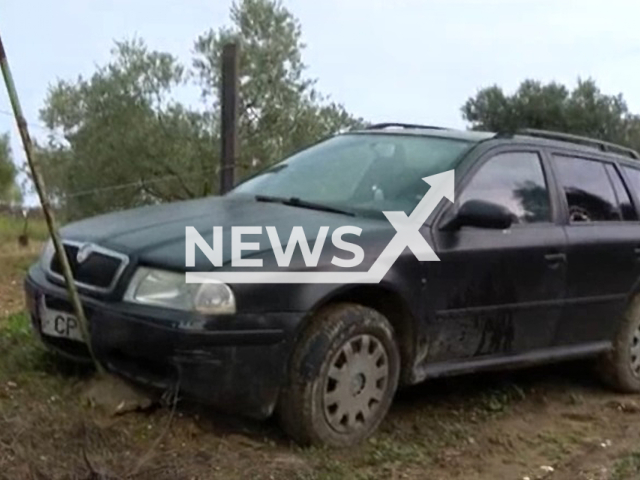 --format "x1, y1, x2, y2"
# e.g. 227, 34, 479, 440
322, 334, 389, 433
631, 326, 640, 376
